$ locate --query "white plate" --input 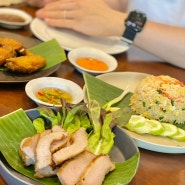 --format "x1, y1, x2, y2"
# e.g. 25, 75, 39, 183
30, 18, 130, 55
68, 47, 118, 75
0, 8, 32, 29
96, 72, 185, 154
25, 77, 84, 107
